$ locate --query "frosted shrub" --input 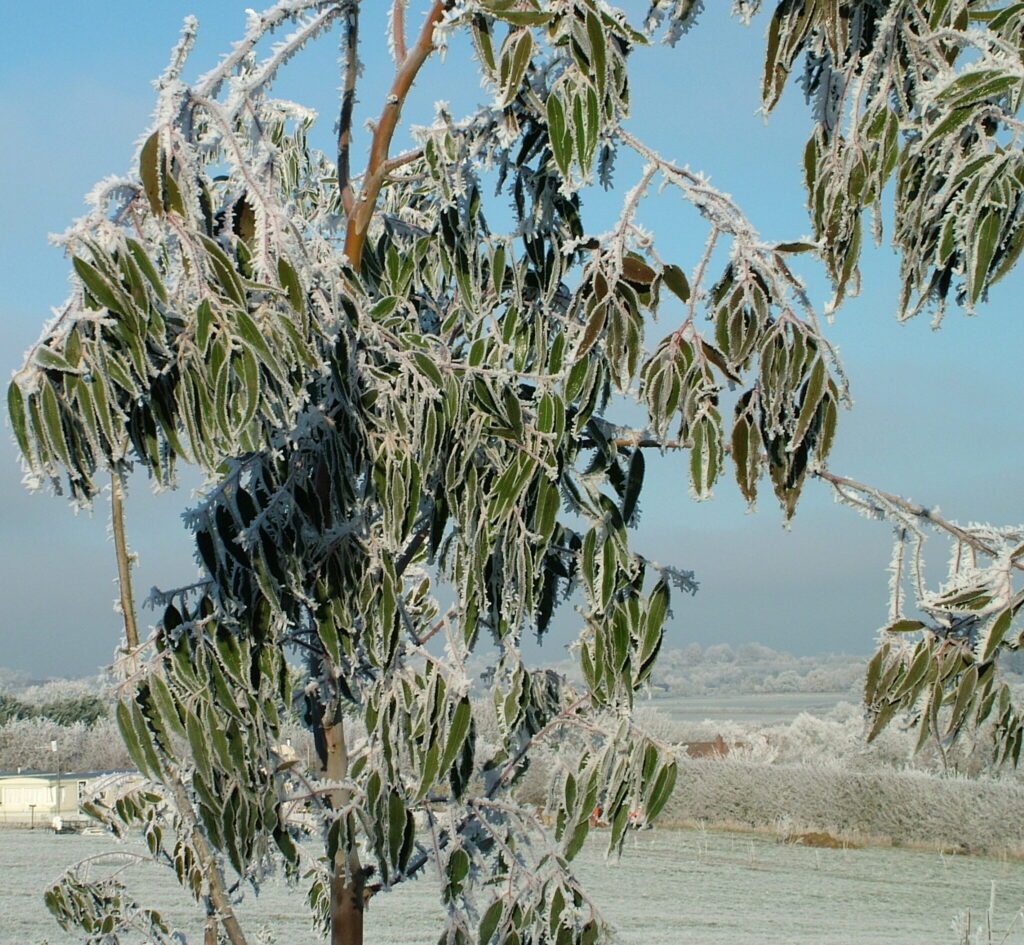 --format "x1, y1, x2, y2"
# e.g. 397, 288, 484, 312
761, 669, 802, 693
646, 646, 865, 696
703, 644, 736, 664
0, 717, 132, 773
661, 758, 1024, 854
735, 643, 781, 664
631, 707, 687, 745
770, 712, 865, 766
19, 677, 106, 706
0, 668, 30, 690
